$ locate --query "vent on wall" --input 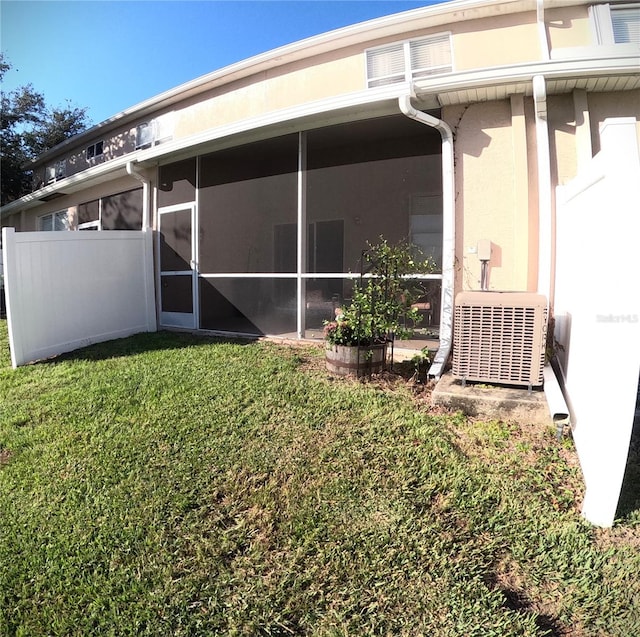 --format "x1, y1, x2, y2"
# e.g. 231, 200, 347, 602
452, 291, 548, 388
